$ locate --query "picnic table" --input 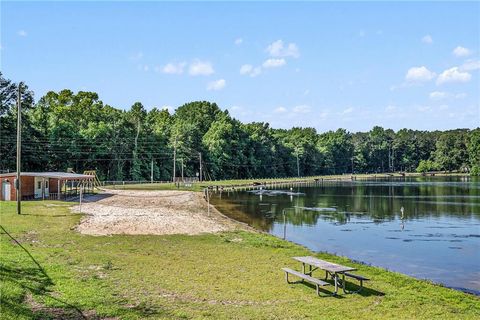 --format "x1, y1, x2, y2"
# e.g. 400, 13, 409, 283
282, 256, 369, 296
